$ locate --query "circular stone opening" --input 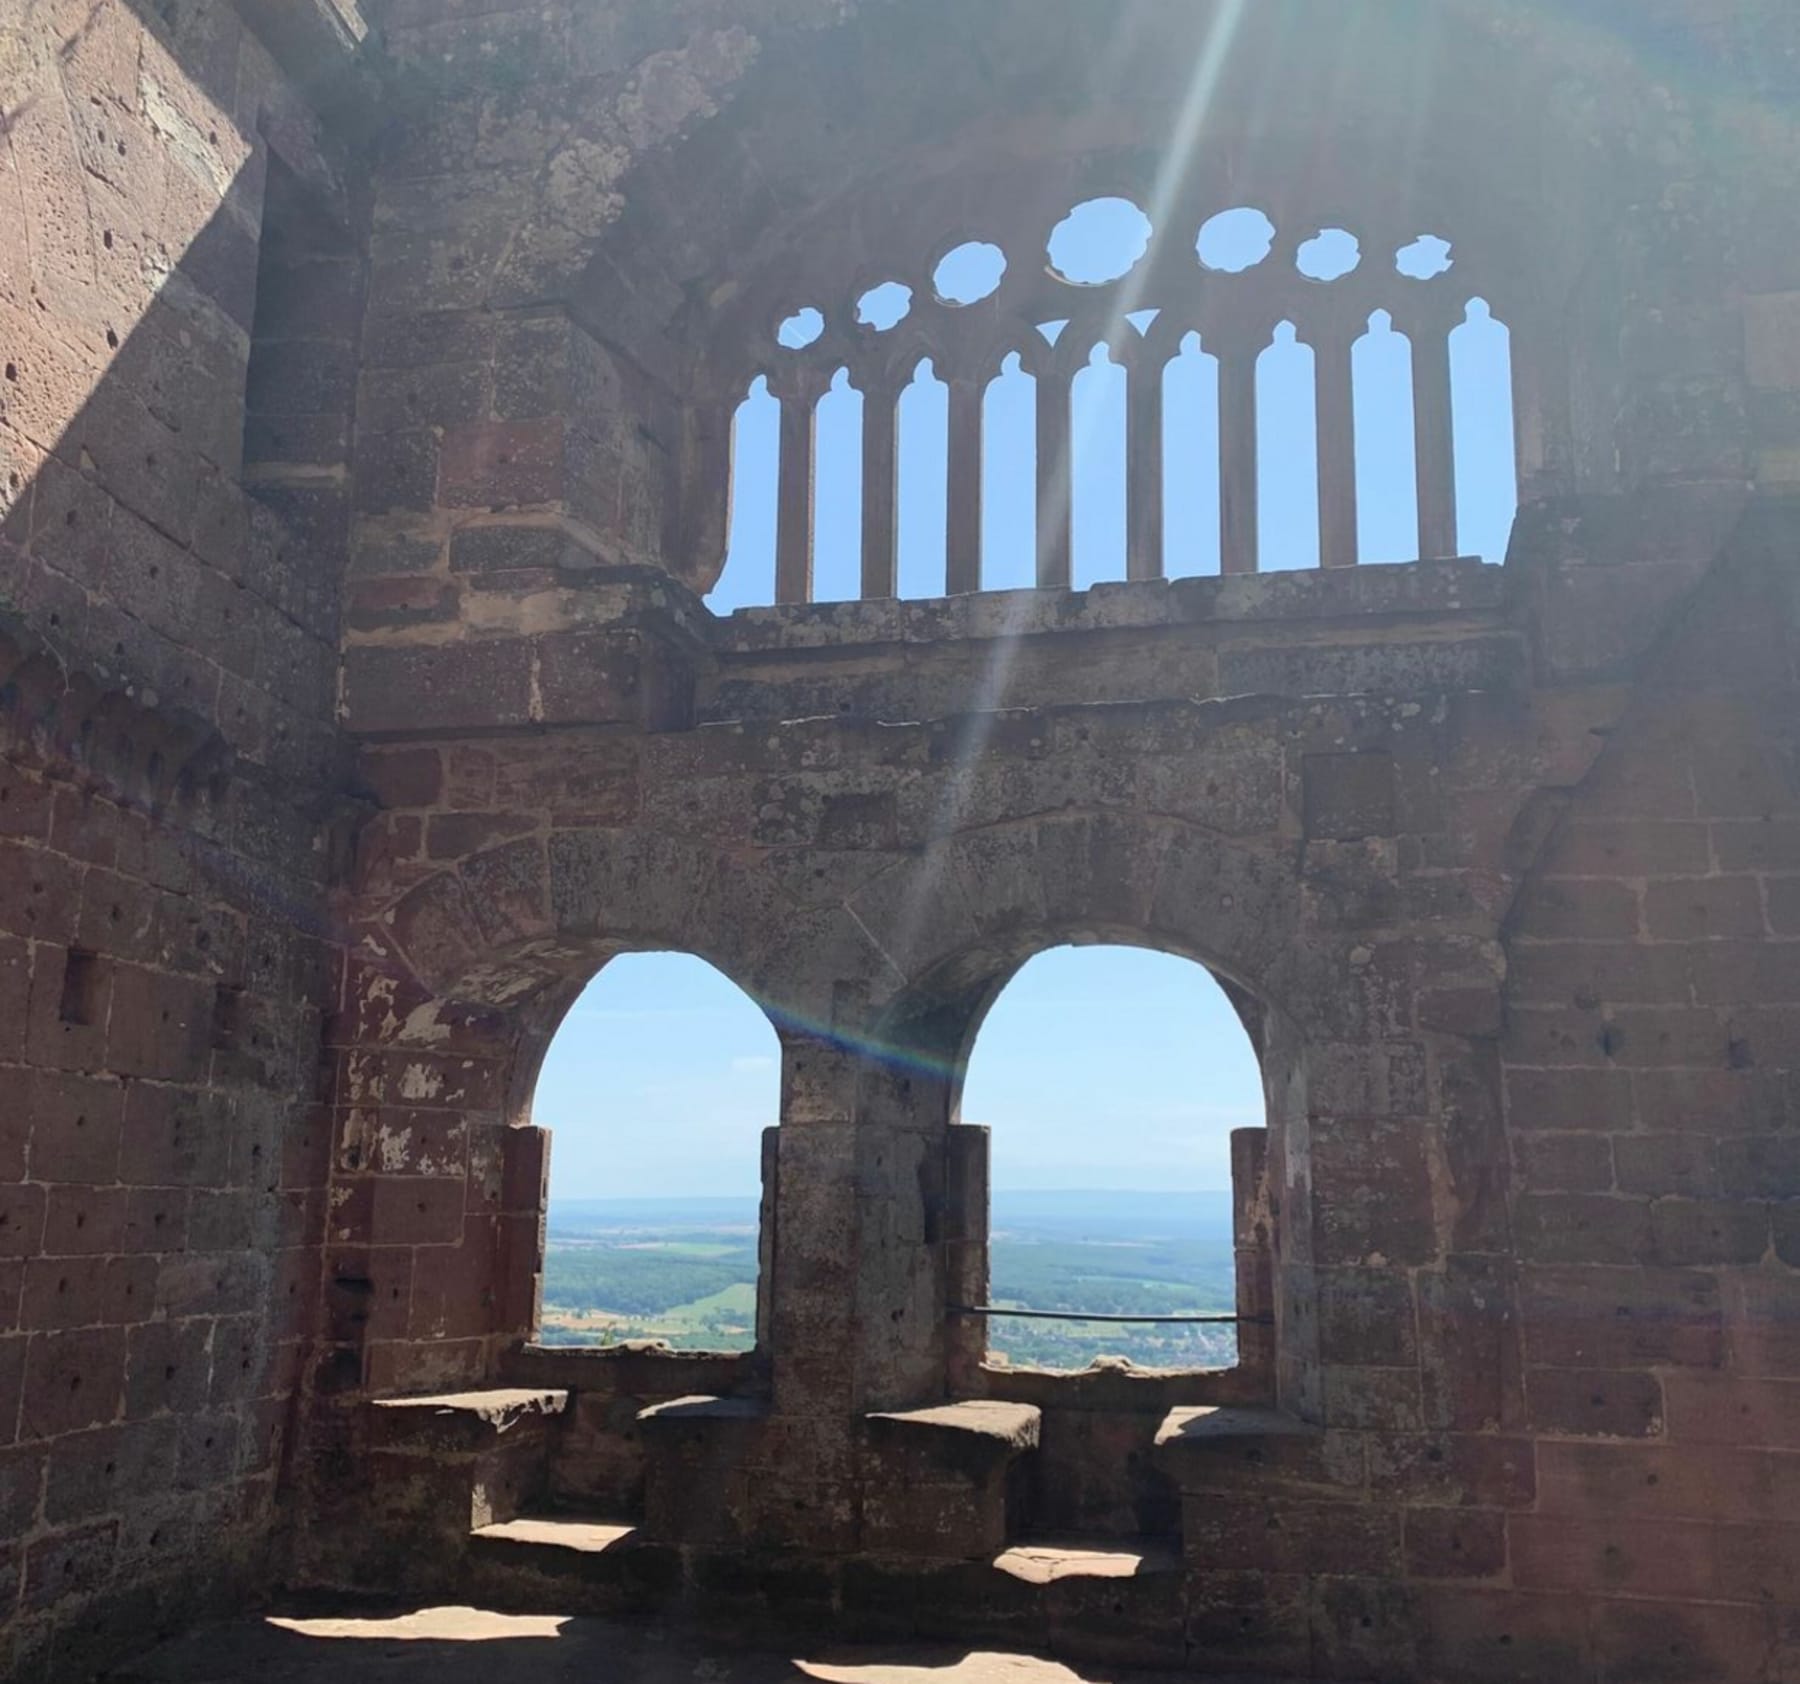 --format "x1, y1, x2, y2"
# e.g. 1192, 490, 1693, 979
1046, 197, 1153, 285
1196, 207, 1275, 273
933, 241, 1007, 306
